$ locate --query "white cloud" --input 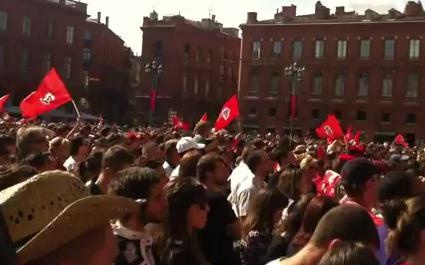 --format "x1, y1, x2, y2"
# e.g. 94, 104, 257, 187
85, 0, 408, 54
